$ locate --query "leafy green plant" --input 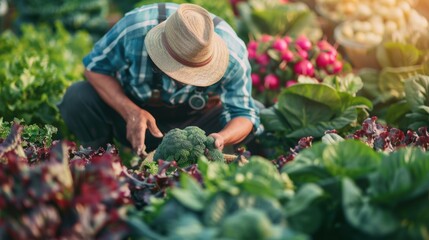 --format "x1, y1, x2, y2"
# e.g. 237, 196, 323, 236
13, 0, 109, 39
136, 156, 305, 239
259, 83, 372, 154
281, 140, 429, 239
0, 22, 92, 136
236, 0, 321, 43
0, 119, 57, 146
358, 38, 429, 123
383, 74, 429, 130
